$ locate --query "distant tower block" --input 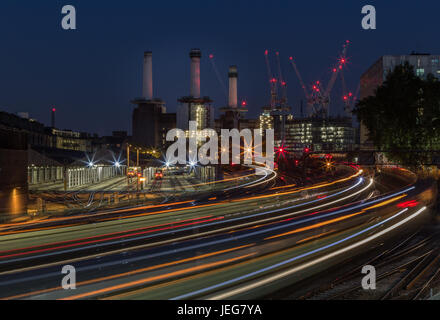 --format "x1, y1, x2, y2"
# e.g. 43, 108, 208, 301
132, 51, 166, 148
220, 65, 247, 130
